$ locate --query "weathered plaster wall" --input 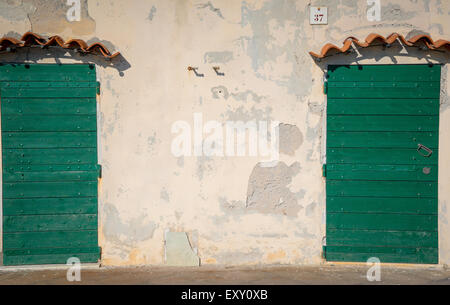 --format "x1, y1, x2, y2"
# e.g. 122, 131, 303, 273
0, 0, 449, 265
